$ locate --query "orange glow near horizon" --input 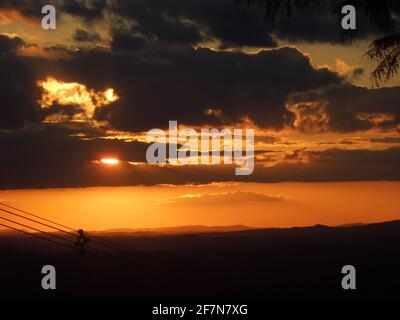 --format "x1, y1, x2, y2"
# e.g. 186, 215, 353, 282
0, 182, 399, 232
101, 158, 120, 165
